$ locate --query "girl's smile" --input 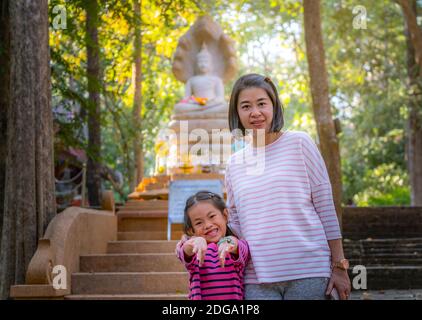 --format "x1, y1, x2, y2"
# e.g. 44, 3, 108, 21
188, 202, 228, 243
